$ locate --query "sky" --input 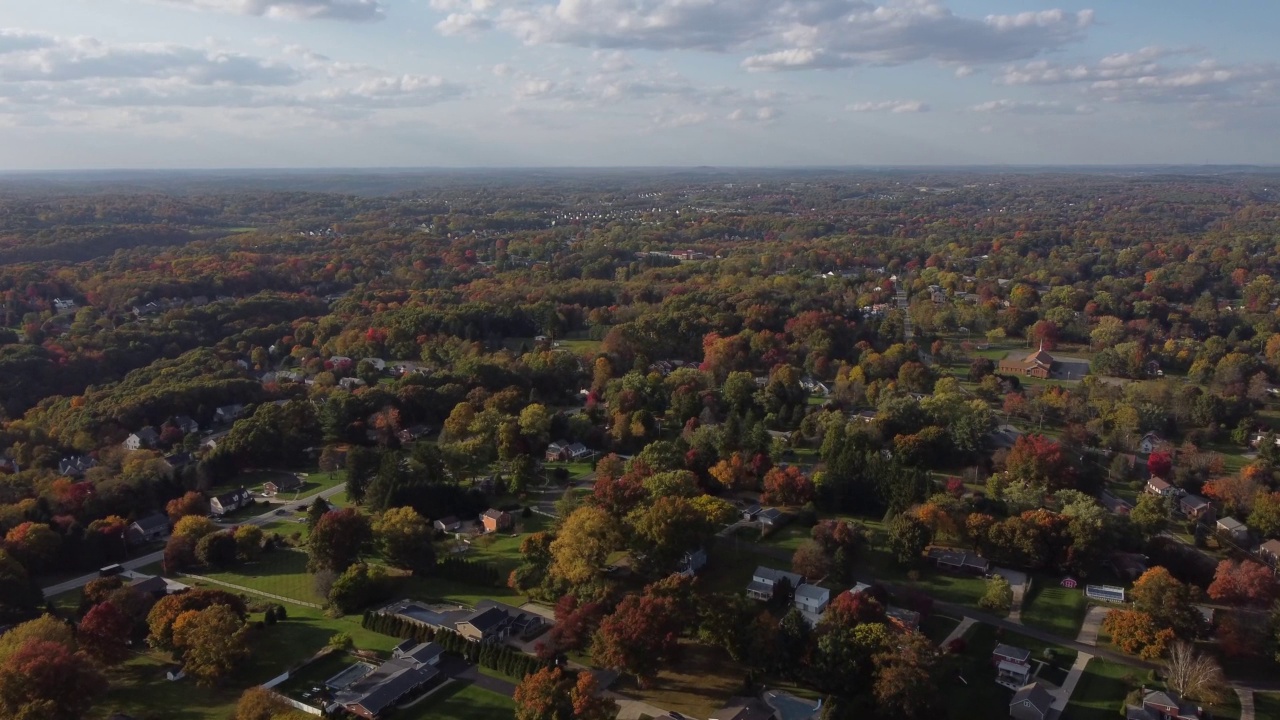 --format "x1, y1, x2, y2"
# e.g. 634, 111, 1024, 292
0, 0, 1277, 169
